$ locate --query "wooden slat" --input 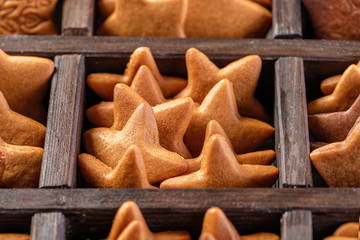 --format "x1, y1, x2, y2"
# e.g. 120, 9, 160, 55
62, 0, 95, 36
0, 189, 359, 213
273, 0, 302, 38
30, 212, 66, 240
0, 36, 360, 60
275, 57, 313, 187
39, 55, 85, 188
281, 210, 313, 240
